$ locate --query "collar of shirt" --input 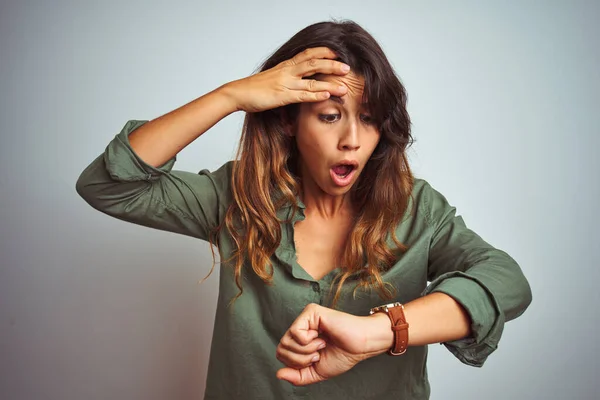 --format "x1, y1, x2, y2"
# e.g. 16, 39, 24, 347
273, 195, 356, 286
